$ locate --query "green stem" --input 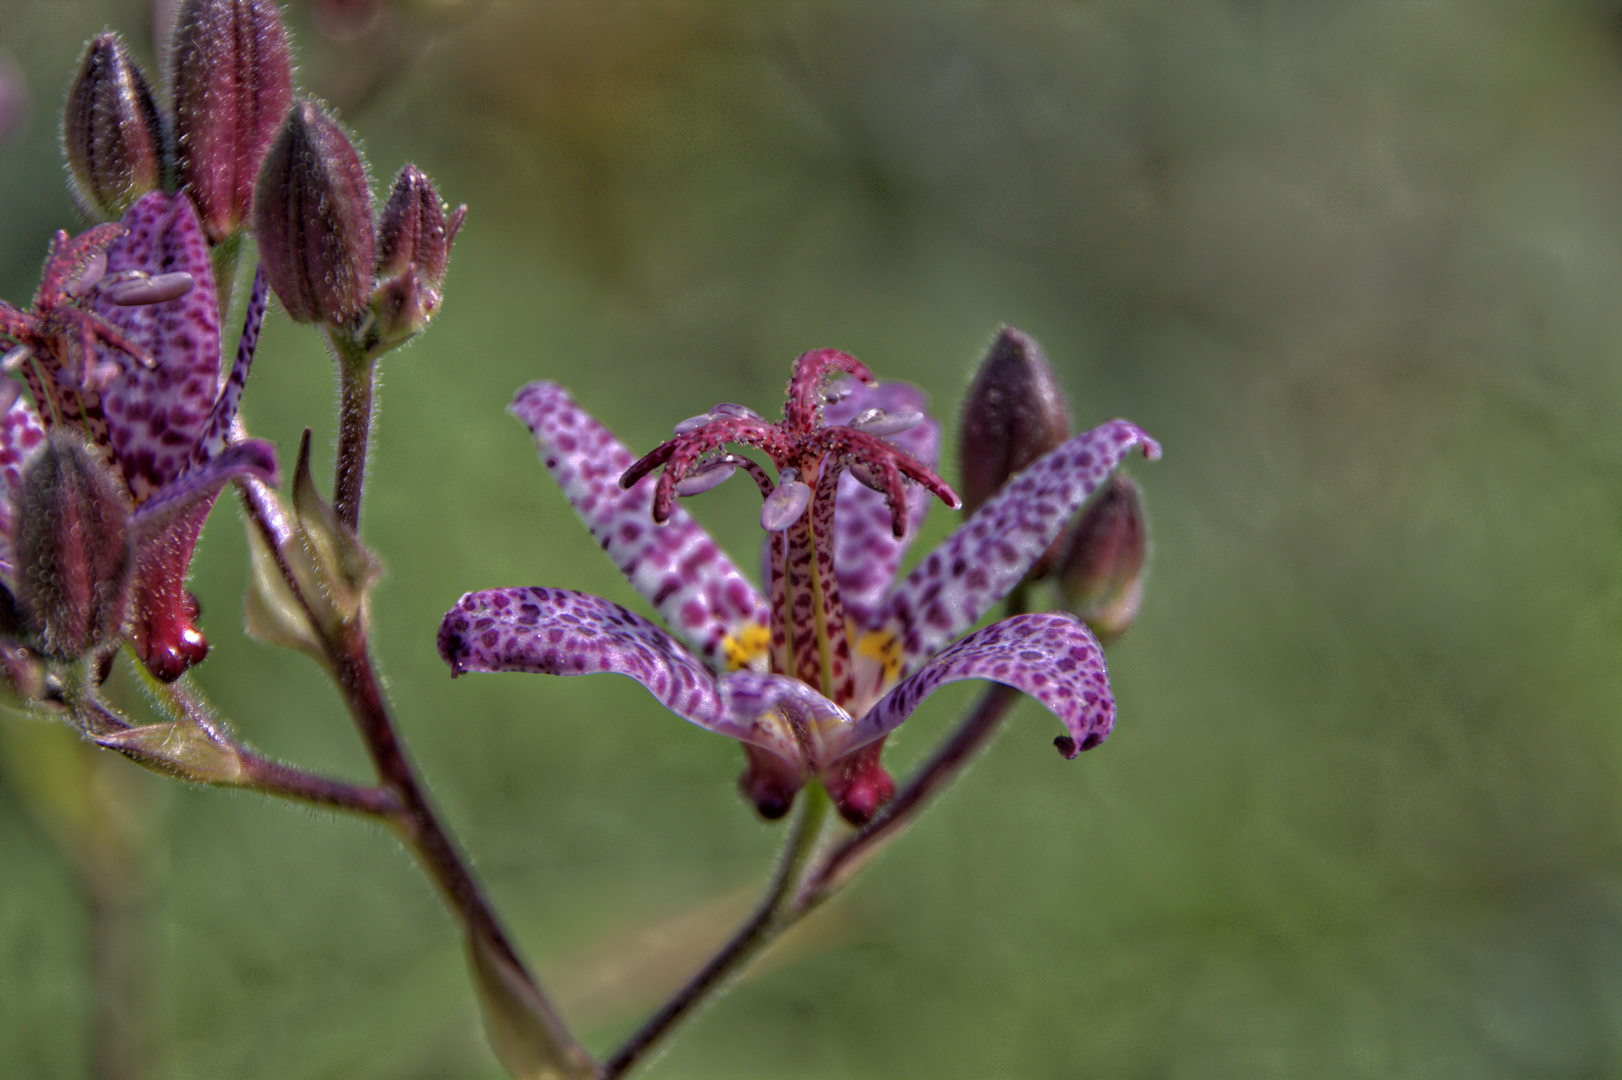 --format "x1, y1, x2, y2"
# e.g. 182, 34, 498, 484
602, 784, 832, 1079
